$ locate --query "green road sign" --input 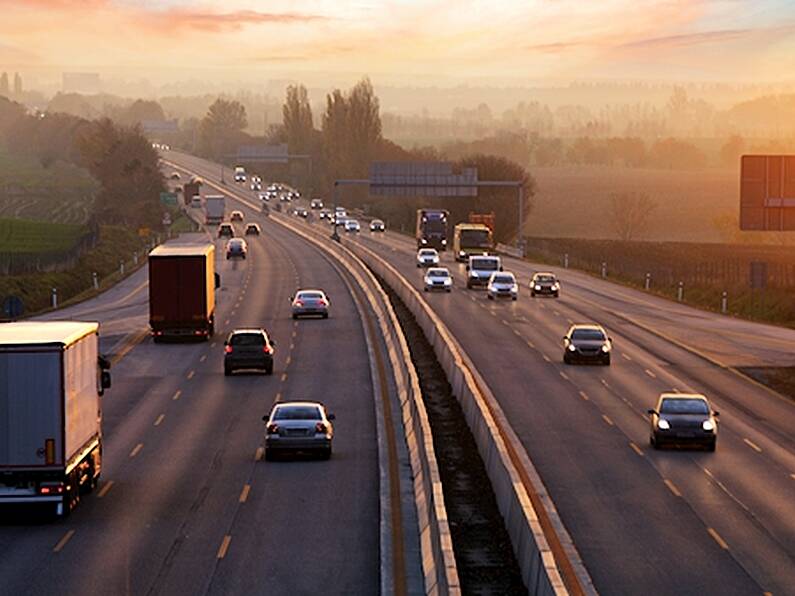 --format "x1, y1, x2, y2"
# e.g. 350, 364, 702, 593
160, 192, 178, 206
